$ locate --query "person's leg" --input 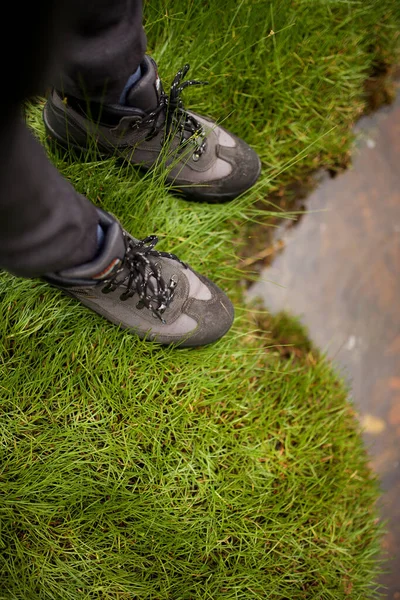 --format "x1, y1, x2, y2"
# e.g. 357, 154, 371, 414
0, 0, 104, 277
0, 113, 98, 277
0, 0, 145, 277
54, 0, 147, 104
0, 1, 234, 346
44, 1, 261, 203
